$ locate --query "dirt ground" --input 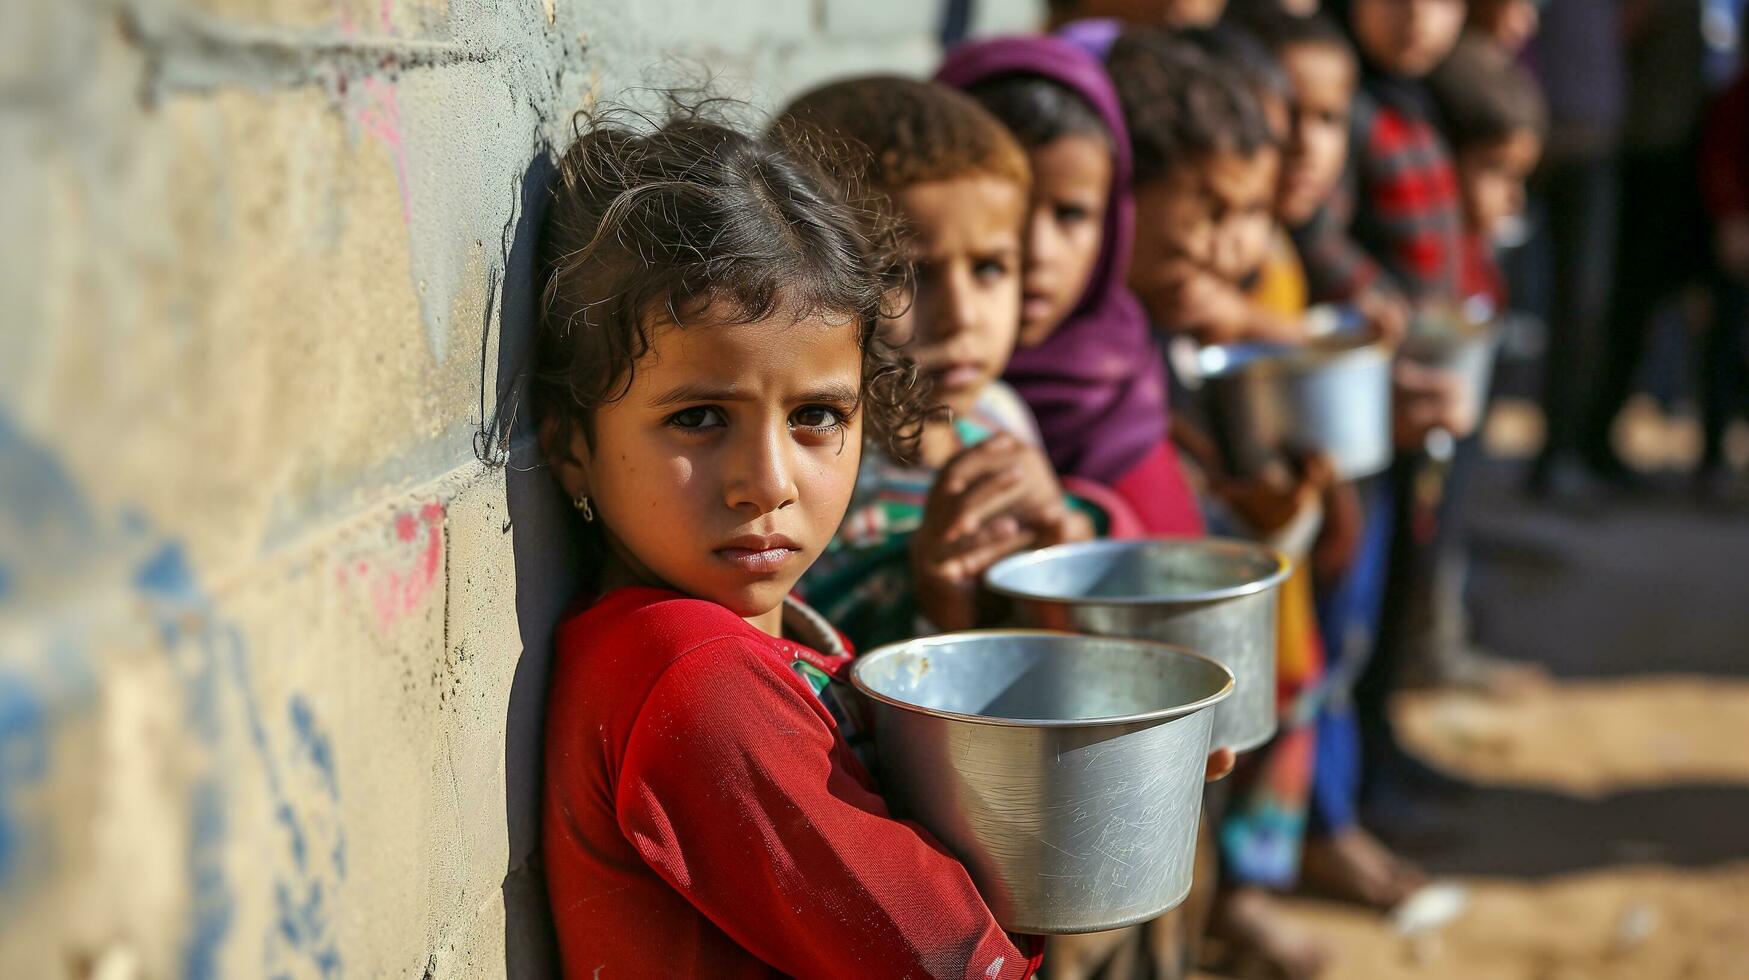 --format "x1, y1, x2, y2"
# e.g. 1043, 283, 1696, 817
1248, 679, 1749, 979
1277, 863, 1749, 980
1392, 677, 1749, 796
